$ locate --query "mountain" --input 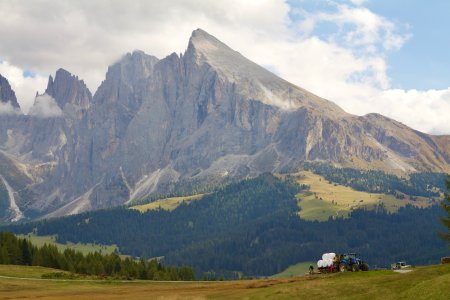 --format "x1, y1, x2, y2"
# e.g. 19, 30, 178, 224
0, 74, 20, 113
0, 29, 449, 221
